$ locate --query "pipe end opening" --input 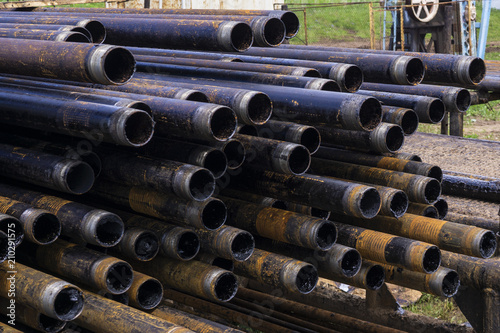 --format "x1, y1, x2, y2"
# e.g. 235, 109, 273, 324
53, 287, 84, 321
214, 272, 238, 302
201, 199, 227, 230
33, 213, 61, 245
177, 231, 200, 260
341, 249, 362, 277
365, 265, 385, 290
315, 222, 337, 250
295, 264, 318, 294
390, 191, 409, 218
189, 169, 215, 201
479, 231, 498, 258
137, 279, 163, 309
422, 246, 441, 274
106, 262, 133, 294
231, 231, 255, 261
